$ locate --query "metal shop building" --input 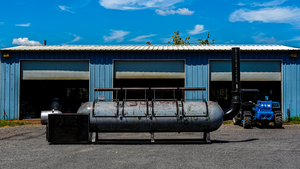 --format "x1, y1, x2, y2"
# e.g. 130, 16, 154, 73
0, 45, 299, 121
